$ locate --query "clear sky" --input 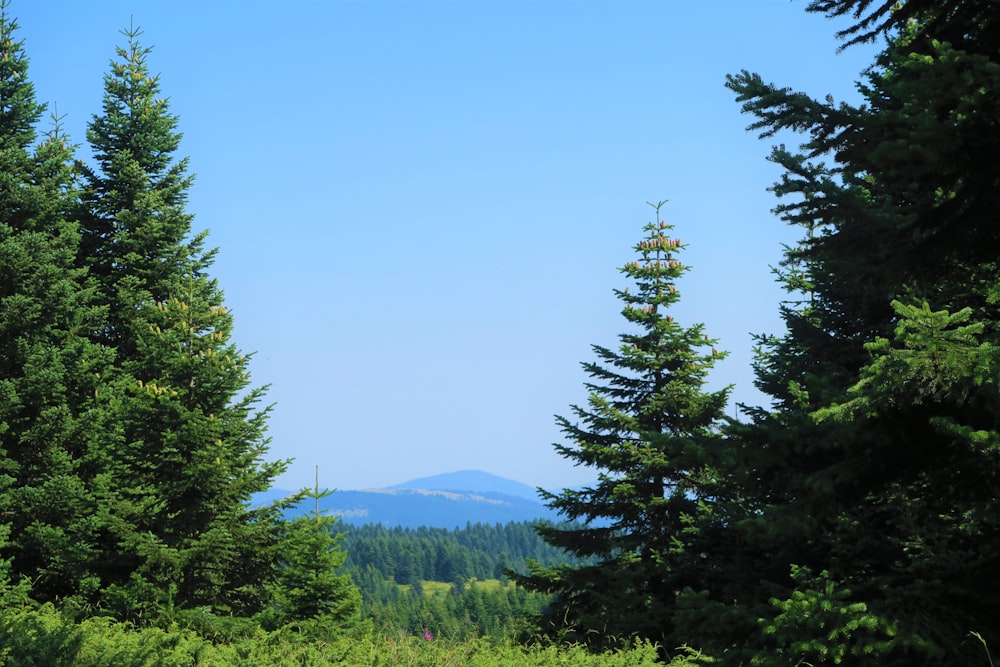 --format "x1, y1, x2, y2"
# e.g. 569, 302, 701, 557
16, 1, 879, 493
